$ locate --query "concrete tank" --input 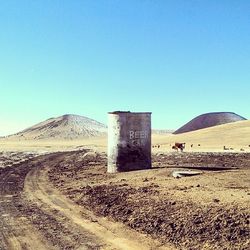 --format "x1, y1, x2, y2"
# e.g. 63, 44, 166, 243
108, 111, 151, 173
